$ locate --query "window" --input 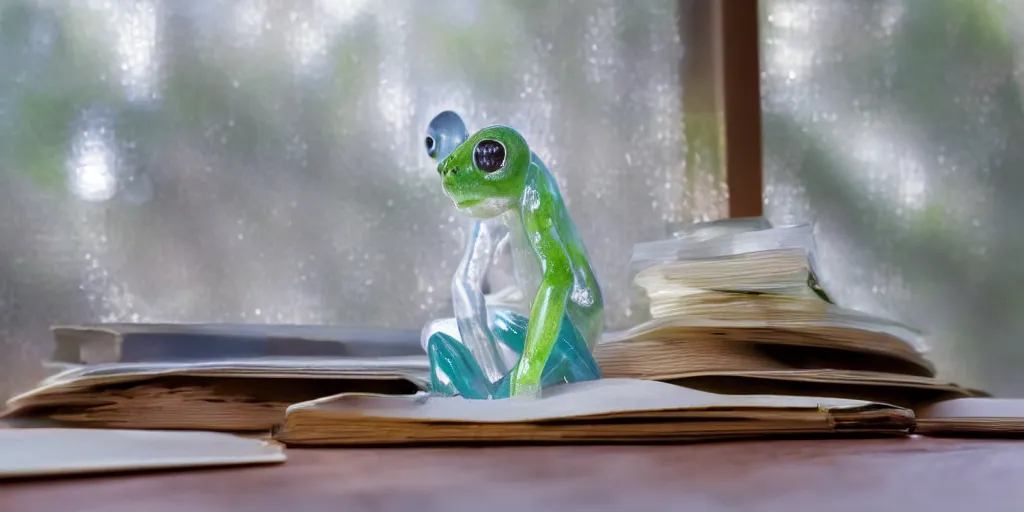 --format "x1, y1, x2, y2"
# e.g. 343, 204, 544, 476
0, 0, 726, 398
762, 0, 1024, 394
